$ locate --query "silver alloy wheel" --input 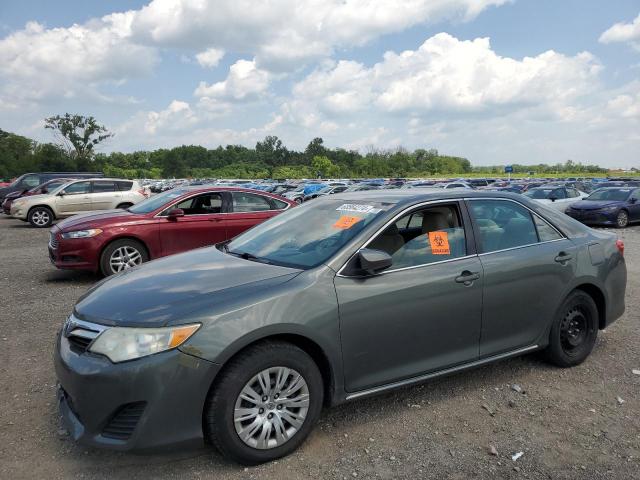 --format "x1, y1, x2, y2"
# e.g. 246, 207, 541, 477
31, 210, 50, 226
617, 211, 628, 228
109, 245, 143, 273
233, 367, 310, 450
